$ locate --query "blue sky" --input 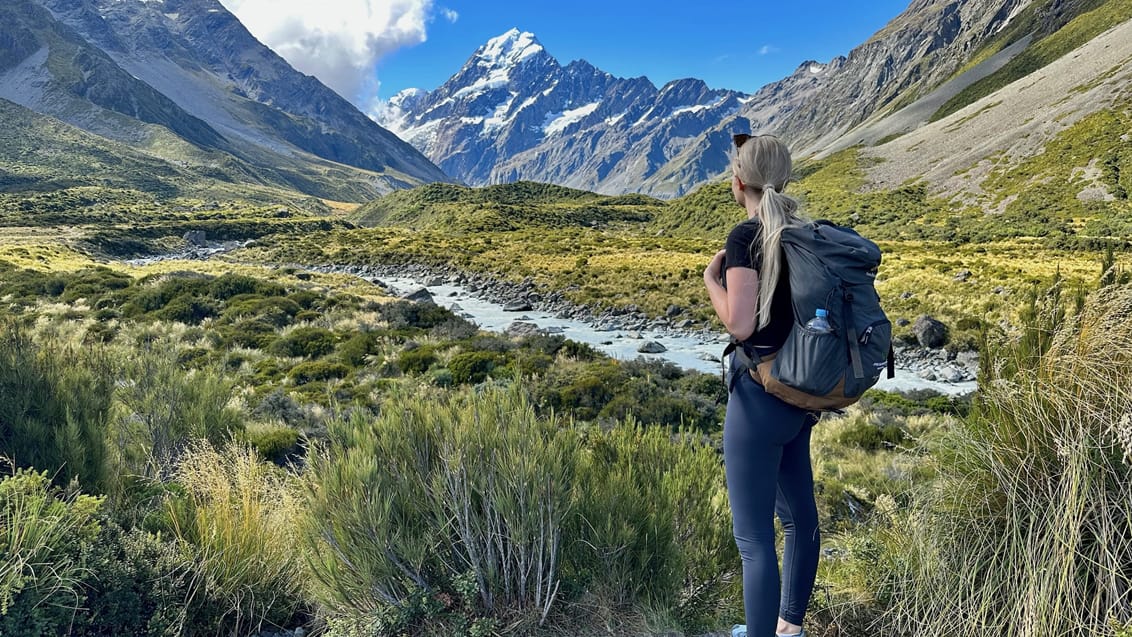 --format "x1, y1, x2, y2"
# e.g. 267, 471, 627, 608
374, 0, 915, 99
